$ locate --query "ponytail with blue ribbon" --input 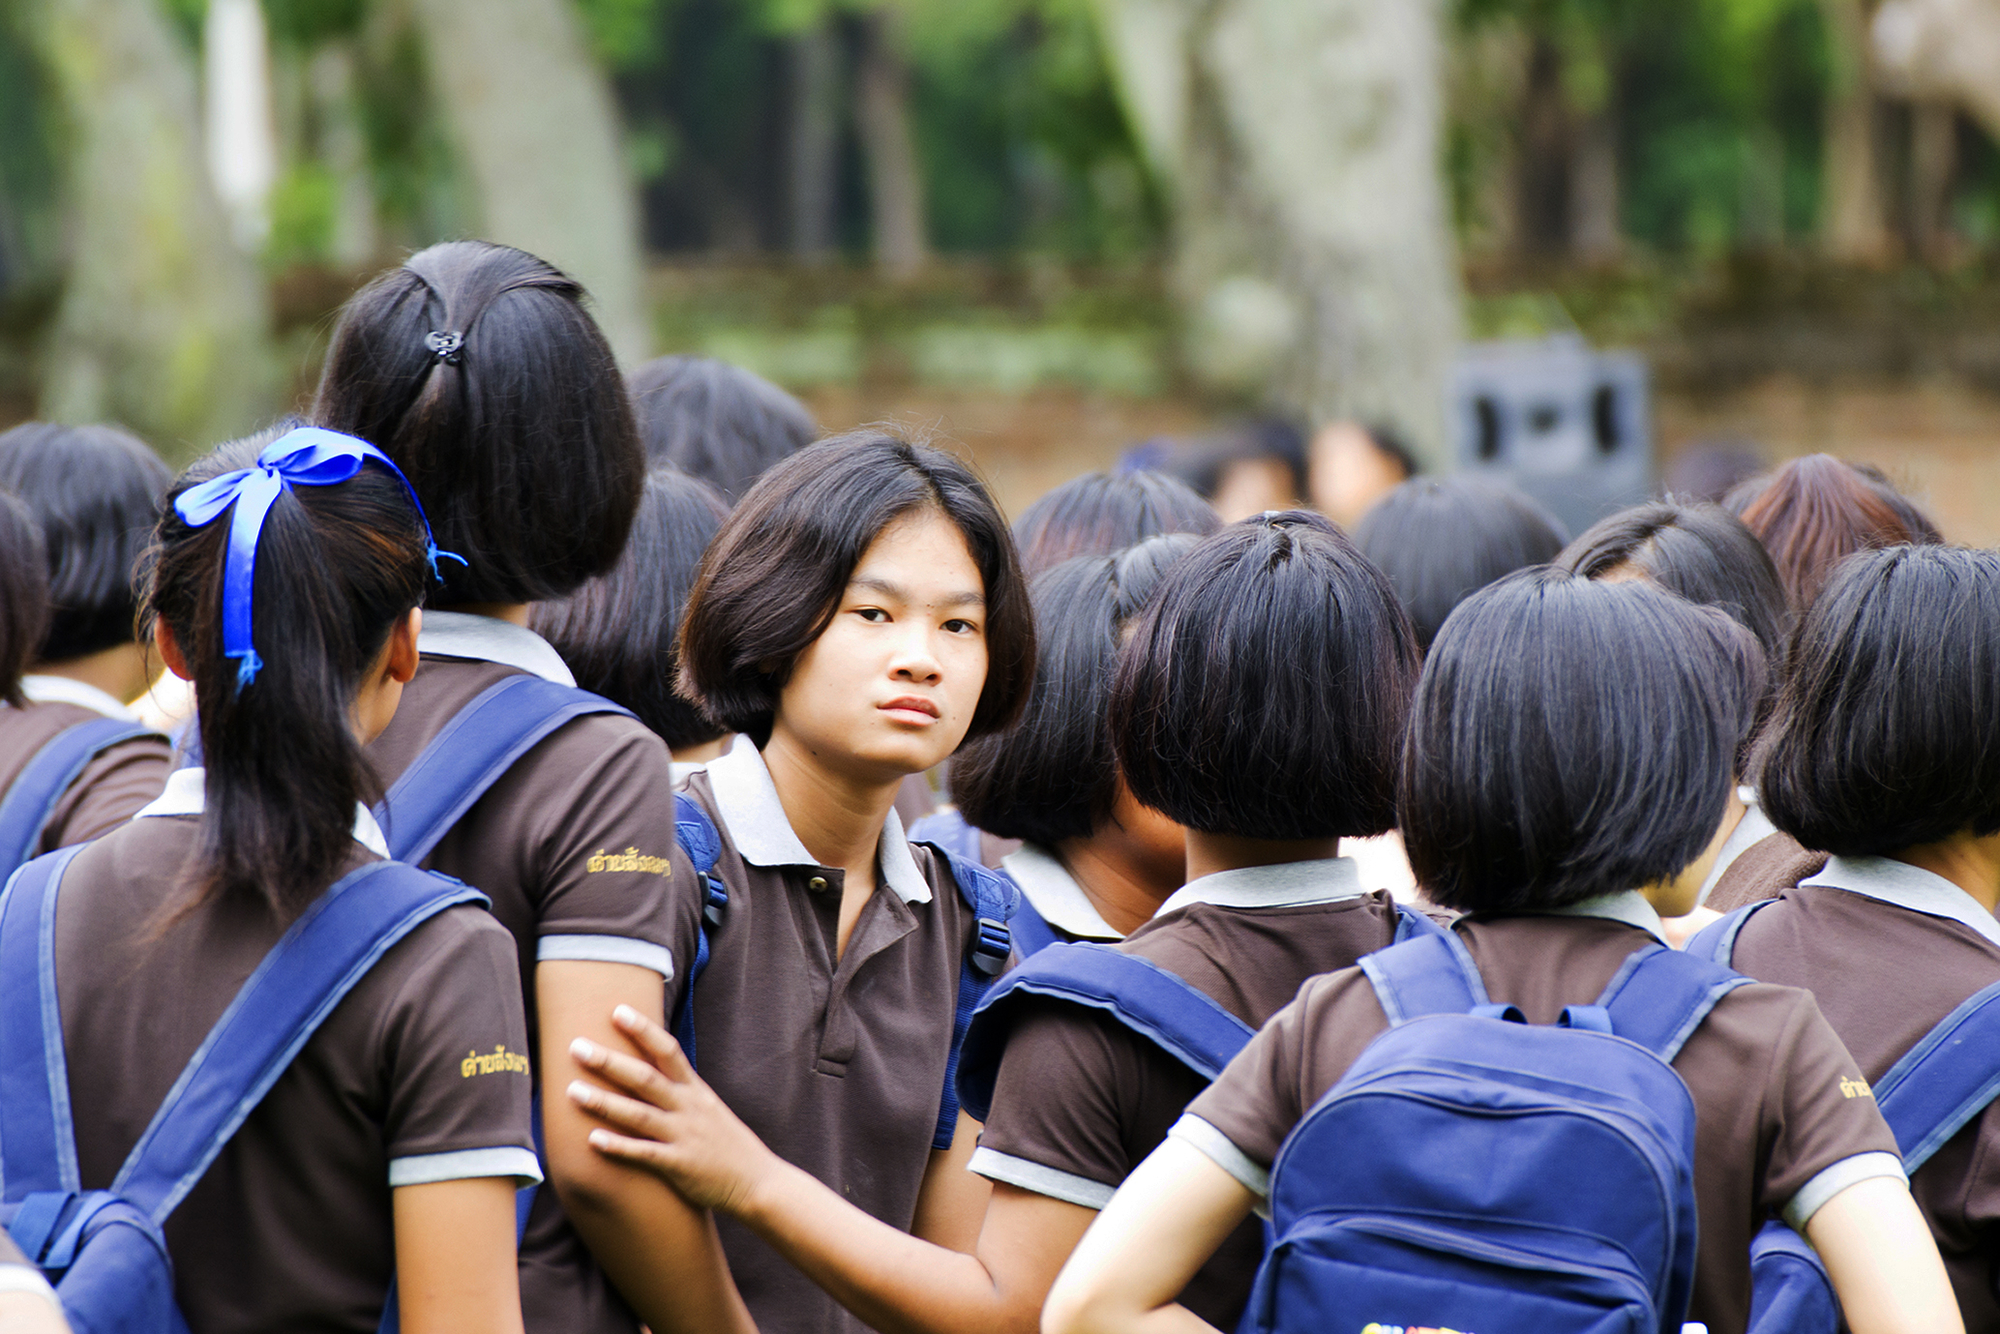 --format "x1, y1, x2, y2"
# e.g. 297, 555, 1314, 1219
172, 426, 463, 691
